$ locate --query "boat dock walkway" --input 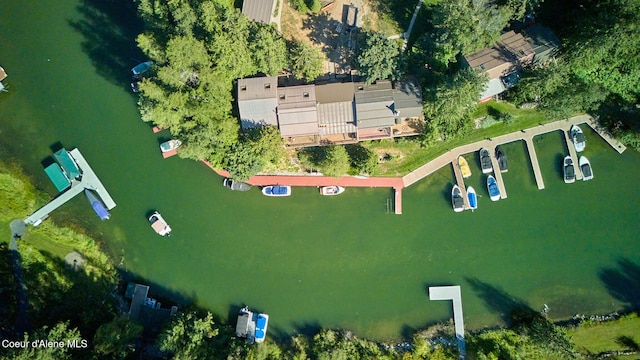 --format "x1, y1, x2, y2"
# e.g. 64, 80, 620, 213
429, 286, 465, 359
451, 161, 471, 210
489, 146, 508, 198
563, 127, 583, 181
23, 148, 115, 225
403, 115, 623, 191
